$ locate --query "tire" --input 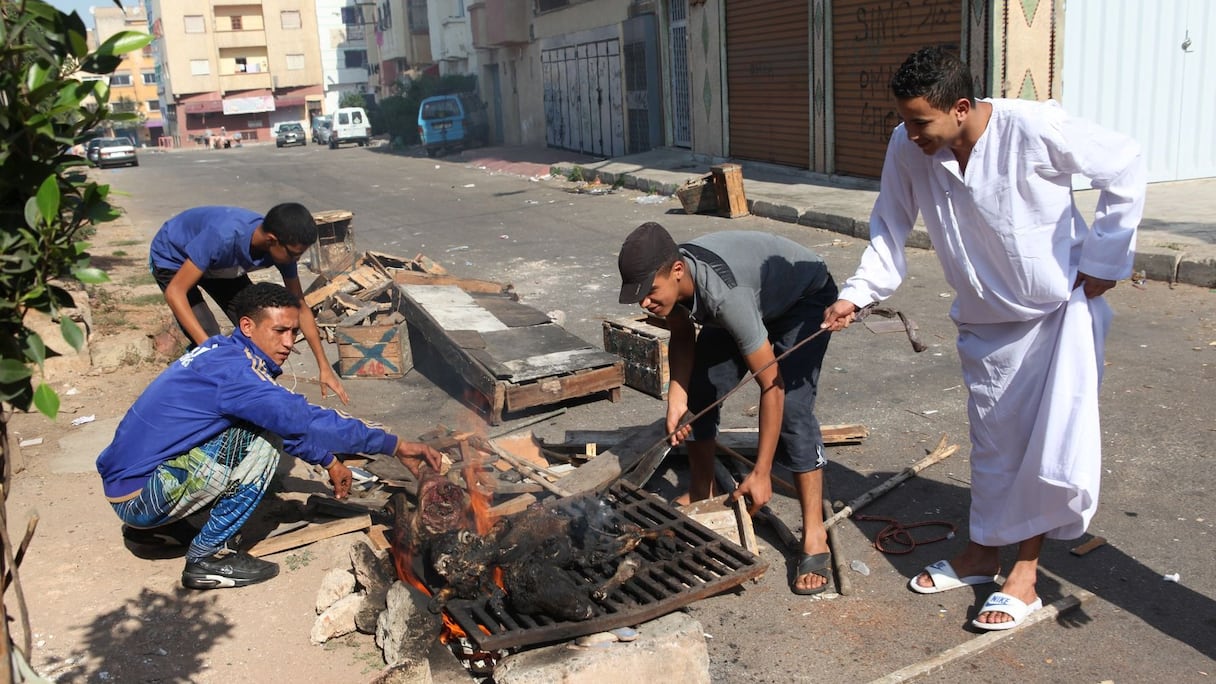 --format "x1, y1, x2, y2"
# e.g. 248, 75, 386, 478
132, 160, 139, 167
329, 140, 337, 149
426, 147, 437, 158
276, 142, 282, 148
